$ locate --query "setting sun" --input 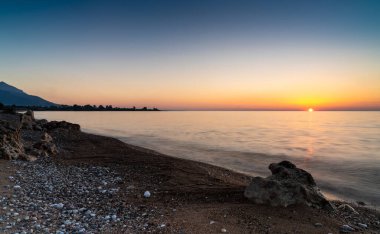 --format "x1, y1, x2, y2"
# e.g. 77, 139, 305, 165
308, 108, 314, 112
